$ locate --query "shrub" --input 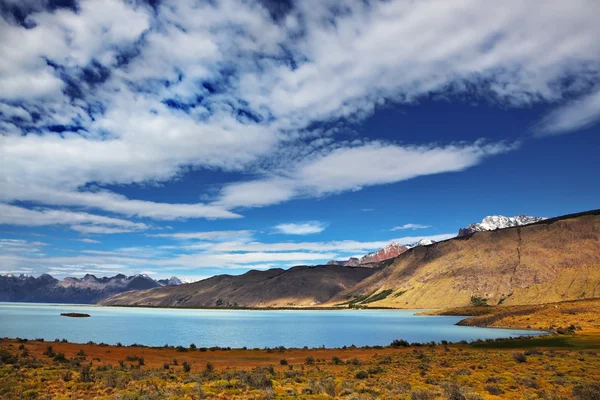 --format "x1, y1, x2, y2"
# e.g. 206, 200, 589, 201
355, 370, 369, 379
331, 356, 343, 365
573, 383, 600, 400
138, 357, 144, 366
485, 384, 504, 395
176, 346, 188, 352
305, 356, 315, 365
77, 349, 86, 358
163, 363, 170, 369
61, 370, 73, 382
79, 364, 94, 382
391, 339, 410, 348
411, 390, 436, 400
182, 361, 191, 372
189, 343, 196, 350
53, 353, 67, 363
470, 296, 488, 306
205, 362, 214, 373
280, 359, 288, 365
43, 345, 55, 357
513, 352, 527, 363
0, 348, 16, 364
